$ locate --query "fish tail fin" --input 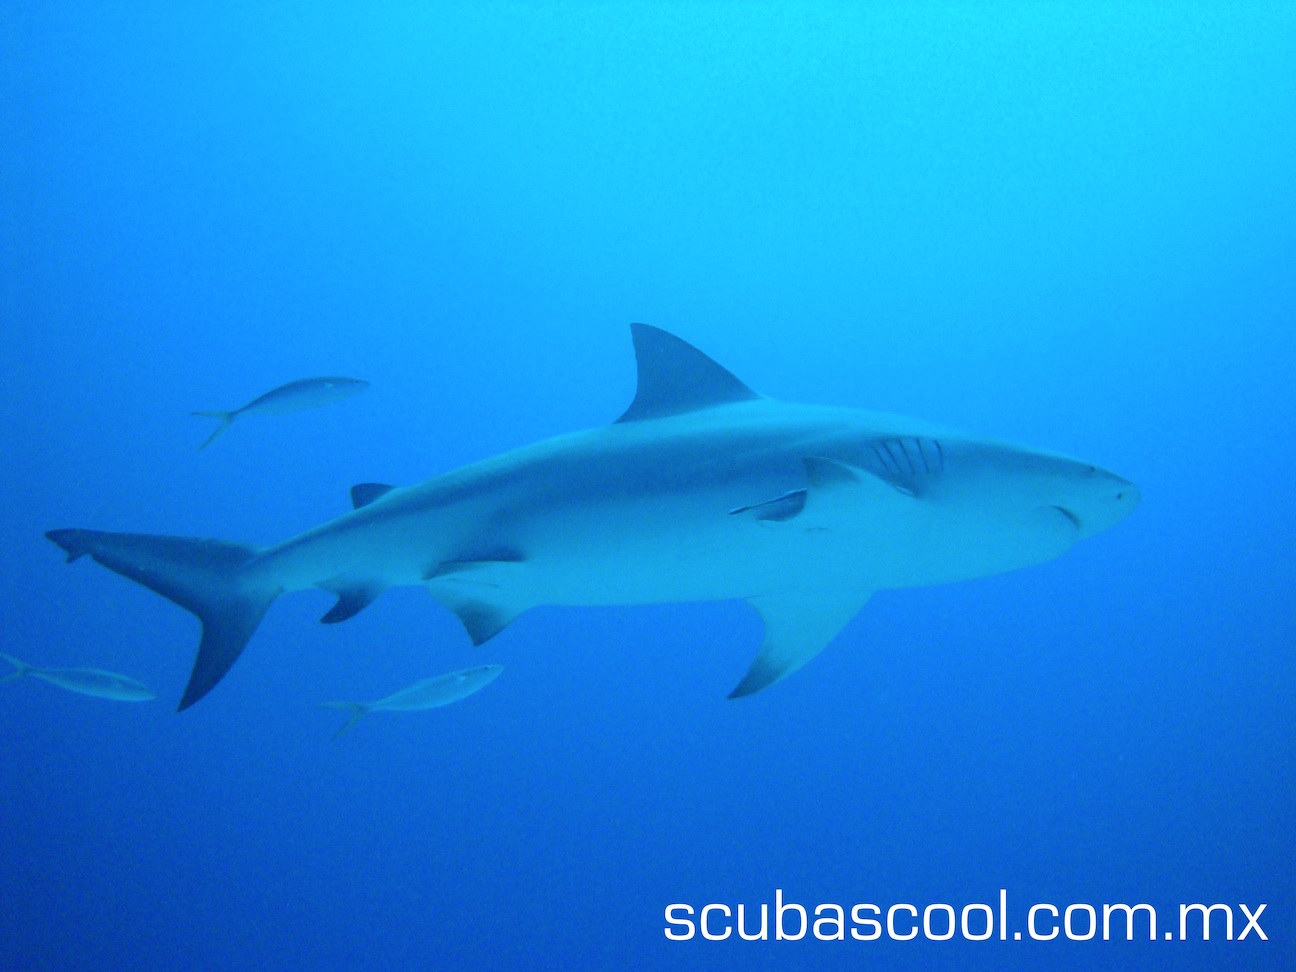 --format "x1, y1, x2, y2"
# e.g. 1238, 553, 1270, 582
320, 701, 369, 739
44, 529, 278, 710
191, 410, 235, 450
0, 652, 30, 685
